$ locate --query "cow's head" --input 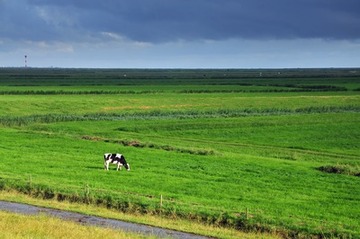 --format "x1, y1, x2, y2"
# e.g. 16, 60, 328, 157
124, 163, 130, 171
